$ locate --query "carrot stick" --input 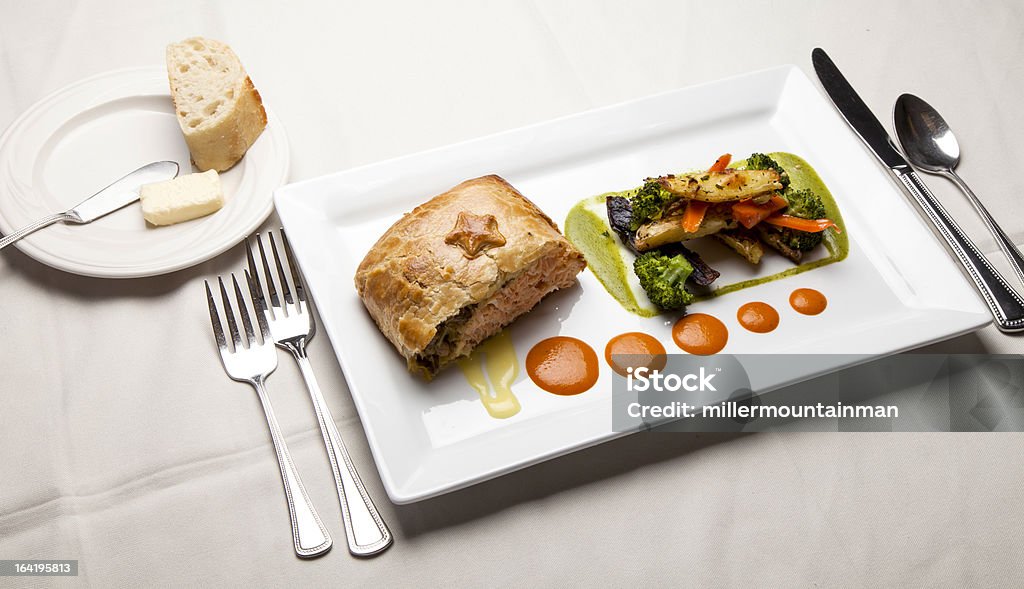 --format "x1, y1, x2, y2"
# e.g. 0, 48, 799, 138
708, 153, 732, 173
763, 214, 840, 233
680, 154, 732, 232
682, 200, 708, 233
731, 194, 788, 229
